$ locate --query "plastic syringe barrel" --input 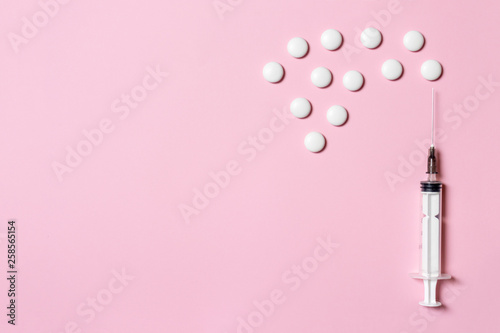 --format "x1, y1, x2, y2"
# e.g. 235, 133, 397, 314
420, 181, 443, 277
411, 180, 451, 307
